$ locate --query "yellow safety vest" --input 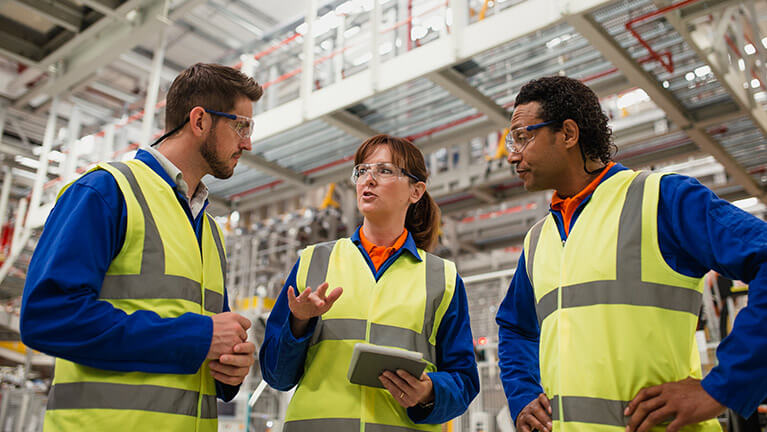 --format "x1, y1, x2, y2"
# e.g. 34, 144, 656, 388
525, 170, 721, 431
44, 160, 227, 432
284, 239, 457, 432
